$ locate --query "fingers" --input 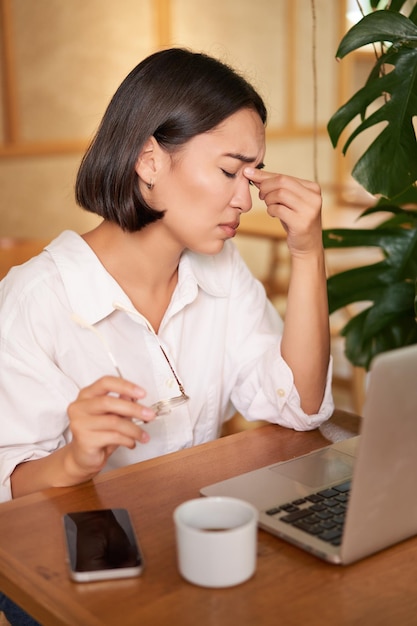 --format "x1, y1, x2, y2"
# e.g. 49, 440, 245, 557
64, 376, 159, 483
243, 167, 323, 256
244, 167, 319, 191
77, 375, 145, 402
68, 376, 157, 447
74, 394, 154, 426
76, 376, 155, 419
243, 167, 322, 219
